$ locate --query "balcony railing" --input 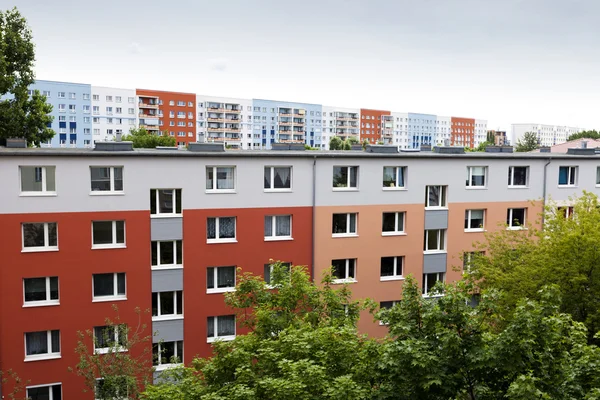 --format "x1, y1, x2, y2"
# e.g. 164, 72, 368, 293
139, 103, 159, 109
279, 139, 305, 143
140, 125, 160, 130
